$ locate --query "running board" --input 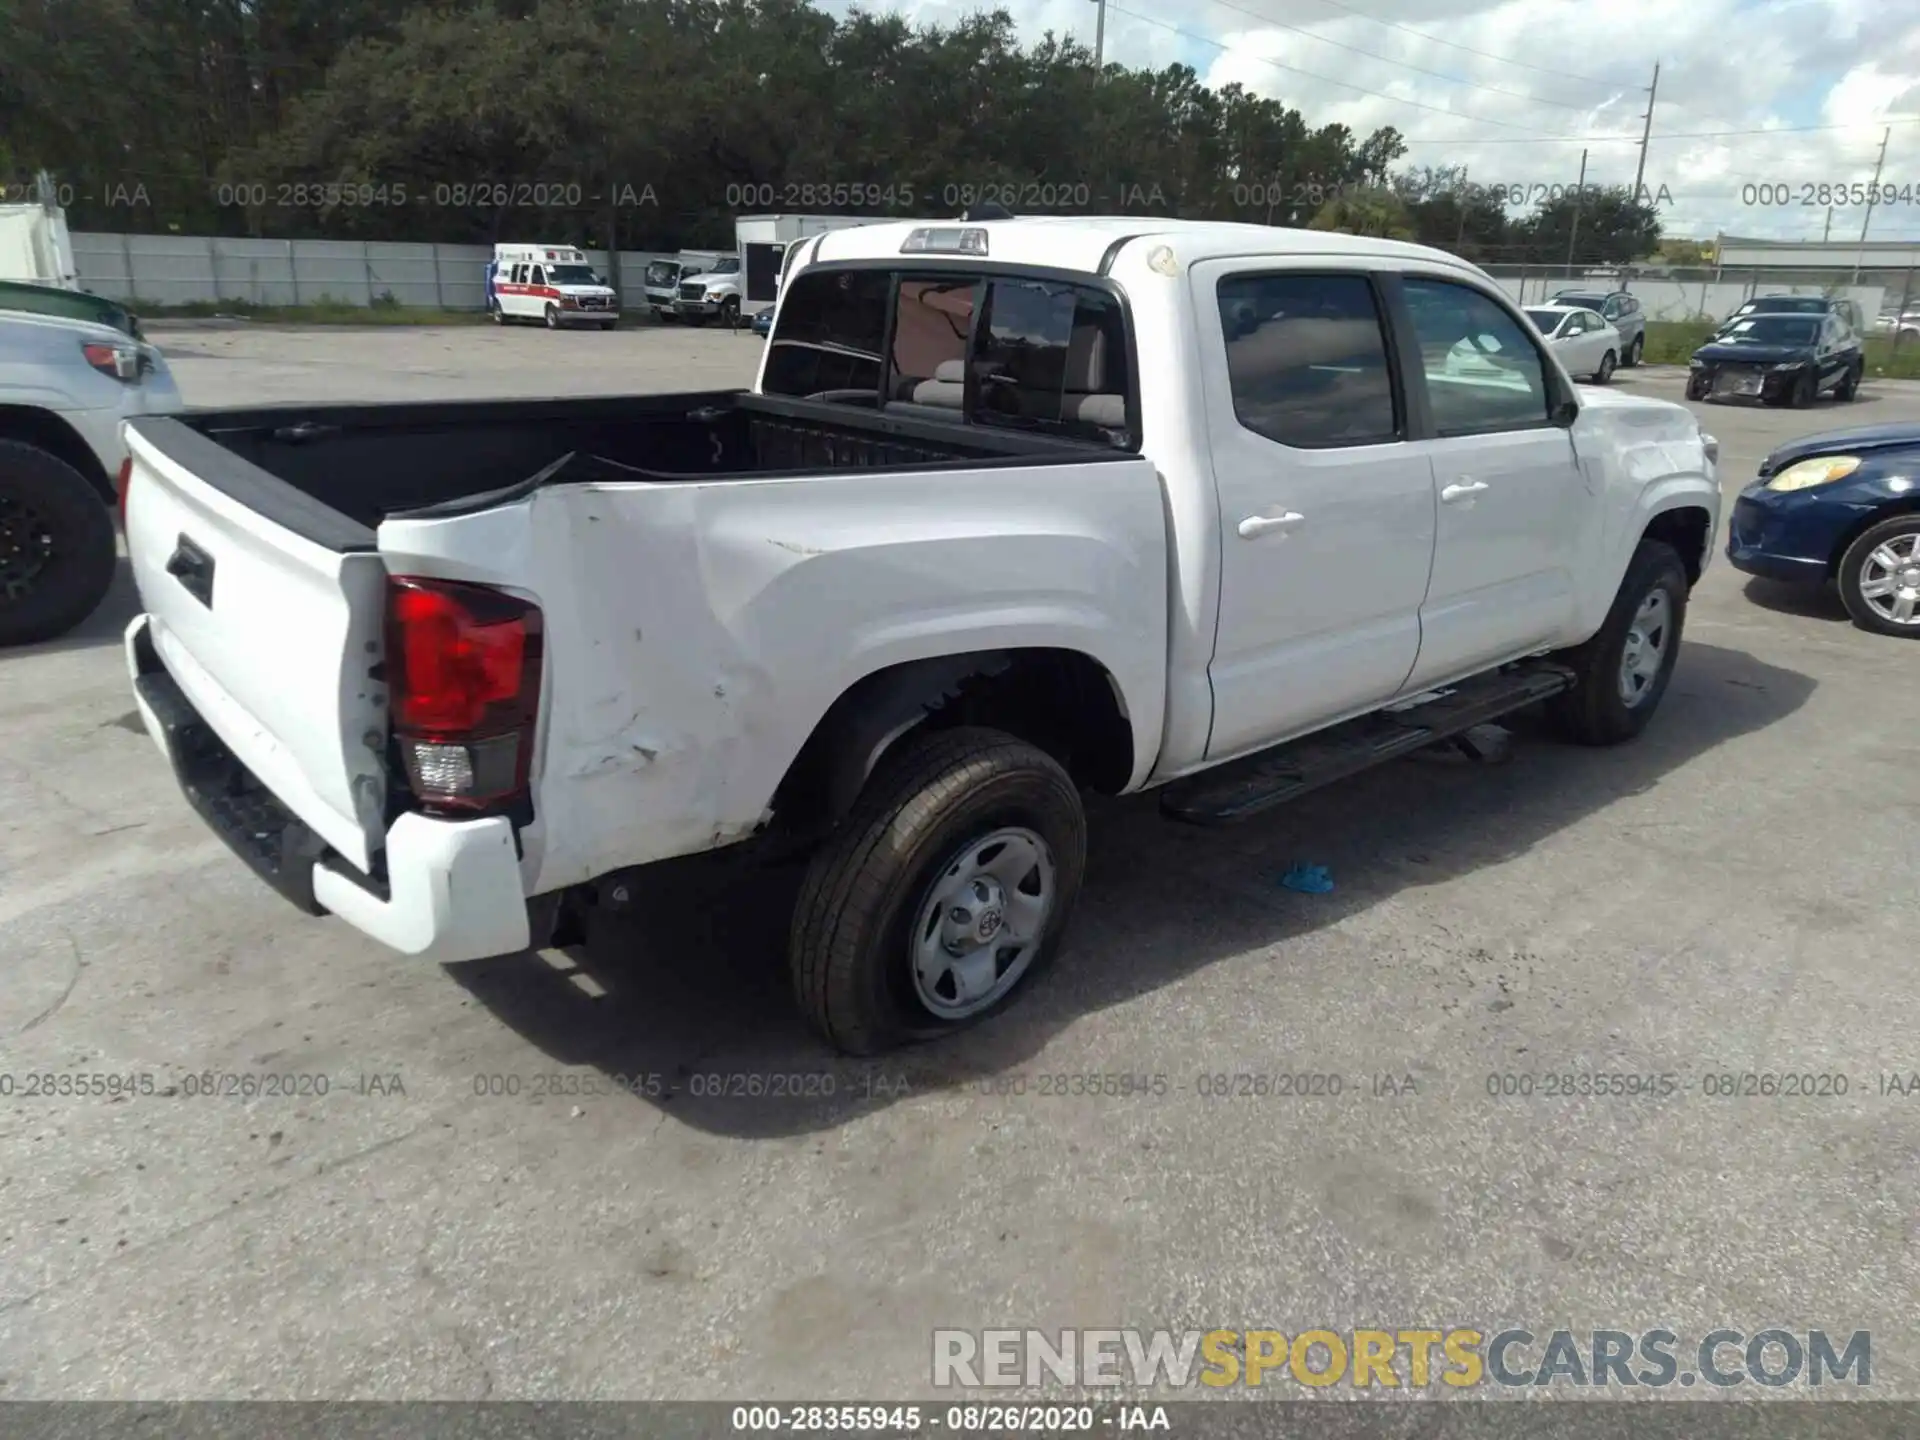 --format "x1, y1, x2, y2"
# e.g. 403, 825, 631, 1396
1160, 664, 1575, 827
